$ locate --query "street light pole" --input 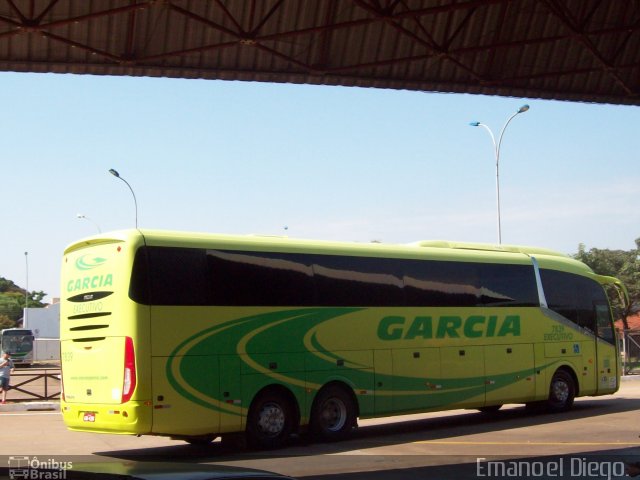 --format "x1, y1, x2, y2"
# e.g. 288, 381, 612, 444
24, 251, 28, 326
76, 214, 102, 233
108, 169, 139, 228
469, 104, 530, 244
